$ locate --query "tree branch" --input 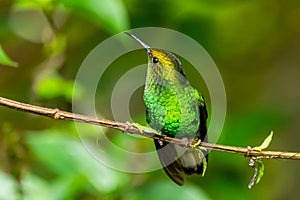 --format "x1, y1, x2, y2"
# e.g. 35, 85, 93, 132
0, 96, 299, 160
